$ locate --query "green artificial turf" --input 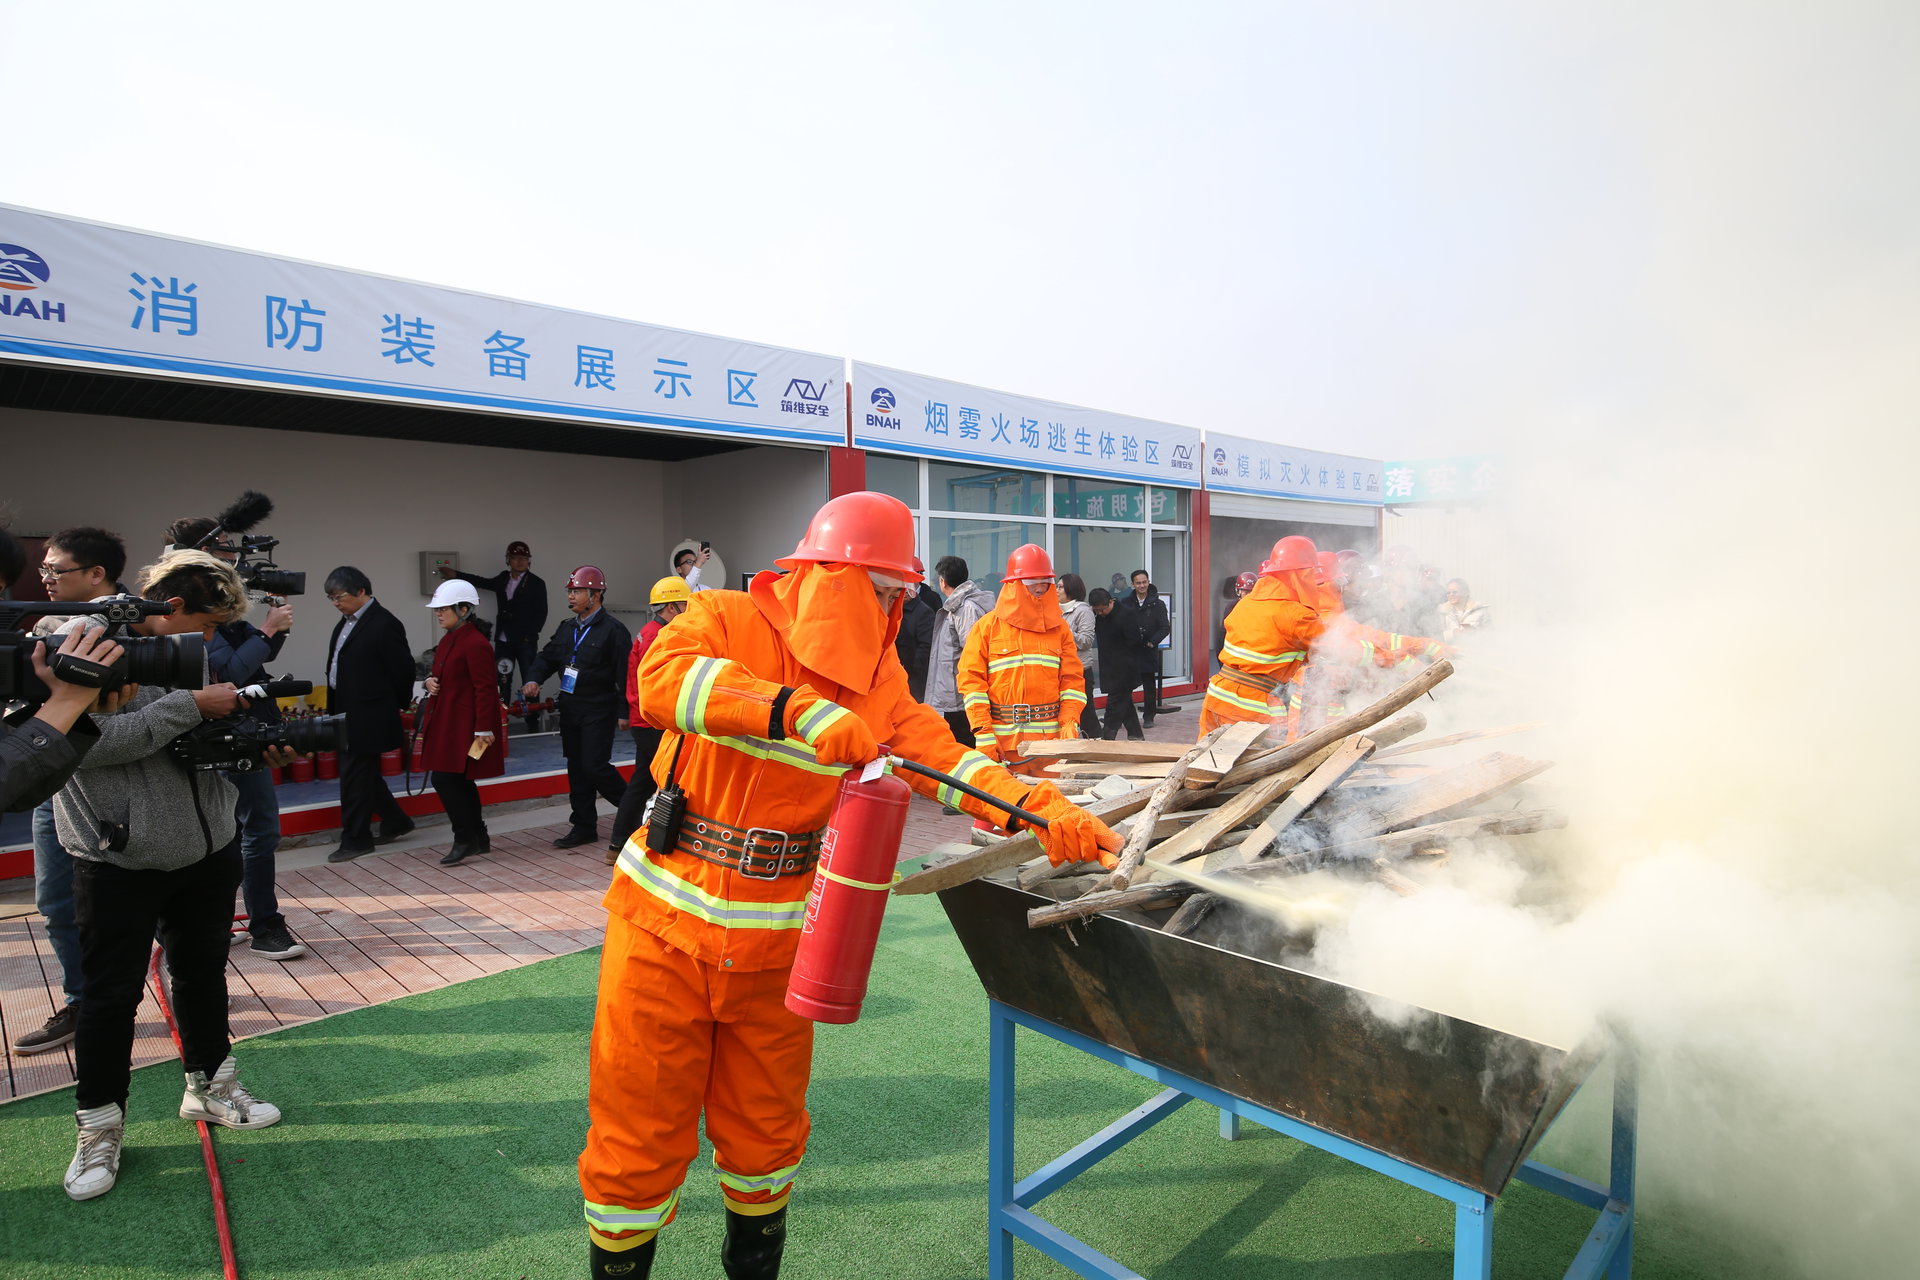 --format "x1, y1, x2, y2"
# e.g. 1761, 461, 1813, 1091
0, 891, 1775, 1279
